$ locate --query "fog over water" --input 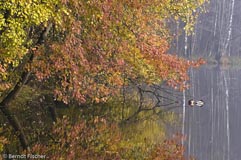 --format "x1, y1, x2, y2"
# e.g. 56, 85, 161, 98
174, 0, 241, 159
179, 66, 241, 160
